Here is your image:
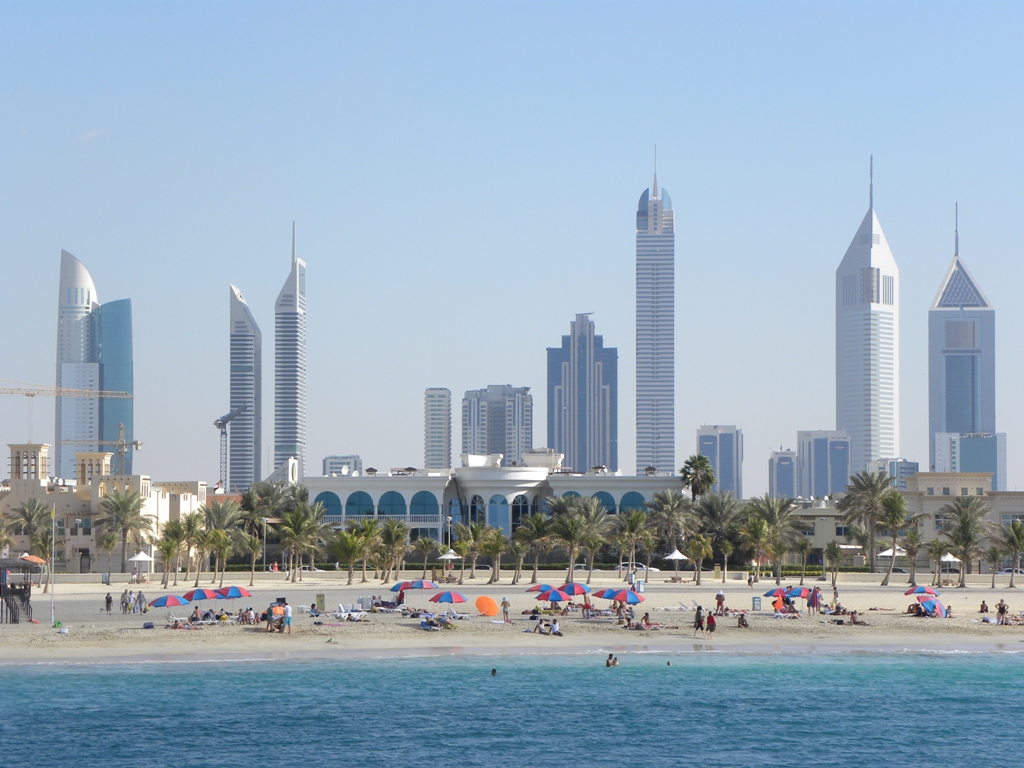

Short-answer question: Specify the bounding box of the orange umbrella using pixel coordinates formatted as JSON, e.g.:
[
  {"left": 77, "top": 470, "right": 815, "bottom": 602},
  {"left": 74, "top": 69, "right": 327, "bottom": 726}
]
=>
[
  {"left": 19, "top": 554, "right": 46, "bottom": 565},
  {"left": 475, "top": 596, "right": 499, "bottom": 616}
]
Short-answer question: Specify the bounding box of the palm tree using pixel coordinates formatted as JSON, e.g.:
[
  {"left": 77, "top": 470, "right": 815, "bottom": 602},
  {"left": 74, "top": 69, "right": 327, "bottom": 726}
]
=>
[
  {"left": 551, "top": 512, "right": 587, "bottom": 583},
  {"left": 453, "top": 521, "right": 488, "bottom": 579},
  {"left": 452, "top": 538, "right": 471, "bottom": 583},
  {"left": 876, "top": 491, "right": 913, "bottom": 587},
  {"left": 680, "top": 454, "right": 716, "bottom": 499},
  {"left": 242, "top": 534, "right": 262, "bottom": 587},
  {"left": 515, "top": 513, "right": 552, "bottom": 584},
  {"left": 96, "top": 491, "right": 152, "bottom": 573},
  {"left": 156, "top": 535, "right": 178, "bottom": 589},
  {"left": 161, "top": 520, "right": 185, "bottom": 587},
  {"left": 719, "top": 539, "right": 734, "bottom": 584},
  {"left": 767, "top": 536, "right": 790, "bottom": 586},
  {"left": 98, "top": 530, "right": 118, "bottom": 574},
  {"left": 411, "top": 535, "right": 437, "bottom": 579},
  {"left": 926, "top": 537, "right": 949, "bottom": 587},
  {"left": 193, "top": 529, "right": 215, "bottom": 588},
  {"left": 793, "top": 537, "right": 812, "bottom": 585},
  {"left": 204, "top": 497, "right": 242, "bottom": 533},
  {"left": 347, "top": 518, "right": 383, "bottom": 583},
  {"left": 327, "top": 530, "right": 360, "bottom": 585},
  {"left": 745, "top": 494, "right": 805, "bottom": 582},
  {"left": 1001, "top": 520, "right": 1024, "bottom": 588},
  {"left": 482, "top": 530, "right": 509, "bottom": 584},
  {"left": 180, "top": 511, "right": 204, "bottom": 581},
  {"left": 900, "top": 529, "right": 923, "bottom": 586},
  {"left": 33, "top": 528, "right": 60, "bottom": 593},
  {"left": 984, "top": 545, "right": 1004, "bottom": 589},
  {"left": 380, "top": 519, "right": 410, "bottom": 583},
  {"left": 0, "top": 515, "right": 12, "bottom": 555},
  {"left": 576, "top": 497, "right": 612, "bottom": 584},
  {"left": 940, "top": 496, "right": 991, "bottom": 588},
  {"left": 837, "top": 471, "right": 895, "bottom": 574},
  {"left": 739, "top": 516, "right": 771, "bottom": 582},
  {"left": 612, "top": 509, "right": 653, "bottom": 583},
  {"left": 686, "top": 534, "right": 713, "bottom": 585},
  {"left": 694, "top": 492, "right": 741, "bottom": 576},
  {"left": 14, "top": 499, "right": 51, "bottom": 555},
  {"left": 205, "top": 529, "right": 230, "bottom": 587},
  {"left": 507, "top": 538, "right": 529, "bottom": 585},
  {"left": 646, "top": 490, "right": 693, "bottom": 556},
  {"left": 824, "top": 540, "right": 843, "bottom": 587}
]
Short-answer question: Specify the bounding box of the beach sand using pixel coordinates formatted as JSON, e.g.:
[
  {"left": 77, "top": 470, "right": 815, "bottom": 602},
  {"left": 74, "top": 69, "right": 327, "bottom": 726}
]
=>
[{"left": 4, "top": 570, "right": 1023, "bottom": 664}]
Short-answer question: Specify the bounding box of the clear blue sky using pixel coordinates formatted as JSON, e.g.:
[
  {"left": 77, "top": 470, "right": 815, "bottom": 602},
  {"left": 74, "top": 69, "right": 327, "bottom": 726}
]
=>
[{"left": 2, "top": 2, "right": 1023, "bottom": 494}]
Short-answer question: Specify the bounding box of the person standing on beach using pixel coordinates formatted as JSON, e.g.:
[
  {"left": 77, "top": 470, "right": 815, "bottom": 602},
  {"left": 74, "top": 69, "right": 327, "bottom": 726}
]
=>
[
  {"left": 706, "top": 613, "right": 717, "bottom": 636},
  {"left": 283, "top": 601, "right": 292, "bottom": 634},
  {"left": 501, "top": 597, "right": 511, "bottom": 623},
  {"left": 715, "top": 591, "right": 725, "bottom": 616},
  {"left": 105, "top": 593, "right": 113, "bottom": 614},
  {"left": 694, "top": 605, "right": 707, "bottom": 637},
  {"left": 120, "top": 590, "right": 129, "bottom": 614}
]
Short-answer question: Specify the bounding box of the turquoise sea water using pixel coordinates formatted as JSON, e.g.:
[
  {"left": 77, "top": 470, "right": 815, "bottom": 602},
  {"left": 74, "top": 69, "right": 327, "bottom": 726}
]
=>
[{"left": 2, "top": 652, "right": 1022, "bottom": 766}]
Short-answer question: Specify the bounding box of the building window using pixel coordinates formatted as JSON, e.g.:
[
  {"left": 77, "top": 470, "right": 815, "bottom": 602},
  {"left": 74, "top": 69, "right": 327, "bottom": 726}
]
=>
[
  {"left": 835, "top": 526, "right": 848, "bottom": 537},
  {"left": 927, "top": 487, "right": 934, "bottom": 496},
  {"left": 977, "top": 488, "right": 984, "bottom": 496},
  {"left": 942, "top": 488, "right": 951, "bottom": 496},
  {"left": 960, "top": 488, "right": 968, "bottom": 496}
]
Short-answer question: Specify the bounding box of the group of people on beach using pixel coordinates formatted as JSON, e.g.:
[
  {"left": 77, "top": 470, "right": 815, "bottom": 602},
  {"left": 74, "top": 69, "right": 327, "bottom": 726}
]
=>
[{"left": 117, "top": 589, "right": 147, "bottom": 614}]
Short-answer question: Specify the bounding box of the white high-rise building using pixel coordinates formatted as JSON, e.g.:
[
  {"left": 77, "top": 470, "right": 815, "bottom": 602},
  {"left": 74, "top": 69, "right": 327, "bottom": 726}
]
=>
[
  {"left": 836, "top": 160, "right": 900, "bottom": 474},
  {"left": 55, "top": 250, "right": 100, "bottom": 479},
  {"left": 461, "top": 385, "right": 533, "bottom": 467},
  {"left": 424, "top": 388, "right": 452, "bottom": 469},
  {"left": 274, "top": 225, "right": 307, "bottom": 478},
  {"left": 635, "top": 167, "right": 675, "bottom": 475},
  {"left": 229, "top": 285, "right": 262, "bottom": 491}
]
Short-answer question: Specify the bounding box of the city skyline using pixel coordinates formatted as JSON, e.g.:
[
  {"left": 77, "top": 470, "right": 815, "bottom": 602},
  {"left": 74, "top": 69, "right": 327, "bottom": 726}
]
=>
[{"left": 4, "top": 5, "right": 1024, "bottom": 493}]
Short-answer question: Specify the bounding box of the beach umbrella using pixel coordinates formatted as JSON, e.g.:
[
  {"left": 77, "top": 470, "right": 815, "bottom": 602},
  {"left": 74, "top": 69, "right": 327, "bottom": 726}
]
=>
[
  {"left": 905, "top": 586, "right": 940, "bottom": 596},
  {"left": 476, "top": 596, "right": 499, "bottom": 616},
  {"left": 429, "top": 591, "right": 466, "bottom": 604},
  {"left": 19, "top": 553, "right": 46, "bottom": 565},
  {"left": 663, "top": 548, "right": 688, "bottom": 578},
  {"left": 877, "top": 546, "right": 907, "bottom": 558},
  {"left": 940, "top": 553, "right": 962, "bottom": 562},
  {"left": 217, "top": 586, "right": 252, "bottom": 599},
  {"left": 917, "top": 596, "right": 947, "bottom": 617},
  {"left": 786, "top": 587, "right": 811, "bottom": 599},
  {"left": 558, "top": 583, "right": 591, "bottom": 596},
  {"left": 763, "top": 588, "right": 788, "bottom": 598},
  {"left": 390, "top": 581, "right": 412, "bottom": 593},
  {"left": 149, "top": 594, "right": 189, "bottom": 608},
  {"left": 183, "top": 588, "right": 220, "bottom": 601},
  {"left": 590, "top": 588, "right": 618, "bottom": 599},
  {"left": 526, "top": 584, "right": 556, "bottom": 593},
  {"left": 404, "top": 579, "right": 438, "bottom": 590},
  {"left": 597, "top": 589, "right": 644, "bottom": 604},
  {"left": 536, "top": 588, "right": 573, "bottom": 603}
]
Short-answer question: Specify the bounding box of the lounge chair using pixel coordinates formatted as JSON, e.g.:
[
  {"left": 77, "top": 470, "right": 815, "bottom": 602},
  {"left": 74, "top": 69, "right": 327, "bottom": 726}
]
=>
[{"left": 420, "top": 618, "right": 441, "bottom": 631}]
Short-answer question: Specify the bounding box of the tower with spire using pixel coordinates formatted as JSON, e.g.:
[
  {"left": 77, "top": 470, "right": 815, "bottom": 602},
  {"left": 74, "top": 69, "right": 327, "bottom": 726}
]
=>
[
  {"left": 635, "top": 148, "right": 675, "bottom": 475},
  {"left": 835, "top": 158, "right": 900, "bottom": 477},
  {"left": 274, "top": 222, "right": 307, "bottom": 478},
  {"left": 928, "top": 209, "right": 1001, "bottom": 484}
]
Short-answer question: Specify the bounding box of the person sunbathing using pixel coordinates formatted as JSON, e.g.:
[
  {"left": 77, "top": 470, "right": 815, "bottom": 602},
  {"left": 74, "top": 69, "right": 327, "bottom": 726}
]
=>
[
  {"left": 849, "top": 611, "right": 868, "bottom": 626},
  {"left": 640, "top": 613, "right": 664, "bottom": 630},
  {"left": 309, "top": 606, "right": 323, "bottom": 617},
  {"left": 532, "top": 620, "right": 551, "bottom": 635}
]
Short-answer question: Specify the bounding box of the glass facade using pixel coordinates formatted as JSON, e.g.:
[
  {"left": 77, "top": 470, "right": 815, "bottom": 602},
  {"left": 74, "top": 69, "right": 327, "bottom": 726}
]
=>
[
  {"left": 314, "top": 491, "right": 342, "bottom": 517},
  {"left": 511, "top": 495, "right": 530, "bottom": 530},
  {"left": 94, "top": 299, "right": 134, "bottom": 474},
  {"left": 944, "top": 354, "right": 978, "bottom": 433},
  {"left": 592, "top": 492, "right": 616, "bottom": 514},
  {"left": 346, "top": 491, "right": 374, "bottom": 516},
  {"left": 410, "top": 491, "right": 439, "bottom": 518},
  {"left": 813, "top": 438, "right": 830, "bottom": 498},
  {"left": 489, "top": 495, "right": 510, "bottom": 534},
  {"left": 828, "top": 441, "right": 850, "bottom": 497},
  {"left": 378, "top": 491, "right": 406, "bottom": 517},
  {"left": 619, "top": 492, "right": 646, "bottom": 512}
]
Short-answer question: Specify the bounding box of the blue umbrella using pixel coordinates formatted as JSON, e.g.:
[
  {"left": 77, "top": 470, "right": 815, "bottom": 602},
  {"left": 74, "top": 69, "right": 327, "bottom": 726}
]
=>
[
  {"left": 918, "top": 597, "right": 947, "bottom": 617},
  {"left": 597, "top": 589, "right": 645, "bottom": 605},
  {"left": 390, "top": 581, "right": 412, "bottom": 593},
  {"left": 149, "top": 594, "right": 189, "bottom": 608},
  {"left": 217, "top": 586, "right": 252, "bottom": 599}
]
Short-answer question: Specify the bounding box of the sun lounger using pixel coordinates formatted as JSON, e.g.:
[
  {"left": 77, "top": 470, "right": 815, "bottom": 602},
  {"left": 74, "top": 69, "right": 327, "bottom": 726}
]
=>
[
  {"left": 420, "top": 619, "right": 441, "bottom": 631},
  {"left": 442, "top": 609, "right": 471, "bottom": 620}
]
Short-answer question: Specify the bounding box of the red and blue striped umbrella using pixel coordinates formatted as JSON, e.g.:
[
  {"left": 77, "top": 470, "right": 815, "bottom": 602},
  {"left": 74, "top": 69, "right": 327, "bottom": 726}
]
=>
[
  {"left": 536, "top": 588, "right": 573, "bottom": 603},
  {"left": 559, "top": 583, "right": 591, "bottom": 596},
  {"left": 591, "top": 588, "right": 617, "bottom": 599},
  {"left": 526, "top": 584, "right": 557, "bottom": 593},
  {"left": 217, "top": 586, "right": 252, "bottom": 599},
  {"left": 404, "top": 580, "right": 438, "bottom": 590},
  {"left": 786, "top": 587, "right": 811, "bottom": 599},
  {"left": 905, "top": 586, "right": 940, "bottom": 596},
  {"left": 917, "top": 596, "right": 947, "bottom": 616},
  {"left": 390, "top": 581, "right": 412, "bottom": 592},
  {"left": 763, "top": 588, "right": 788, "bottom": 598},
  {"left": 183, "top": 588, "right": 219, "bottom": 601},
  {"left": 428, "top": 591, "right": 466, "bottom": 604},
  {"left": 596, "top": 589, "right": 645, "bottom": 604},
  {"left": 149, "top": 594, "right": 189, "bottom": 608}
]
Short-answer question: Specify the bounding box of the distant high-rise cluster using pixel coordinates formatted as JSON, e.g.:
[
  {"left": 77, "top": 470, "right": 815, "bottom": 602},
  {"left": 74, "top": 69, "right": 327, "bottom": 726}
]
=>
[
  {"left": 424, "top": 388, "right": 452, "bottom": 469},
  {"left": 635, "top": 171, "right": 675, "bottom": 475},
  {"left": 55, "top": 250, "right": 134, "bottom": 478},
  {"left": 547, "top": 313, "right": 618, "bottom": 472},
  {"left": 461, "top": 385, "right": 533, "bottom": 467},
  {"left": 228, "top": 285, "right": 262, "bottom": 491}
]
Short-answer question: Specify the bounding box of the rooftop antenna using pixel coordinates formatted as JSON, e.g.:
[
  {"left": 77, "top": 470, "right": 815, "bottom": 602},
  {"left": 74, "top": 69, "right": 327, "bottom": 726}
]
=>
[
  {"left": 955, "top": 202, "right": 959, "bottom": 258},
  {"left": 291, "top": 221, "right": 296, "bottom": 264},
  {"left": 653, "top": 144, "right": 658, "bottom": 198},
  {"left": 869, "top": 155, "right": 873, "bottom": 211}
]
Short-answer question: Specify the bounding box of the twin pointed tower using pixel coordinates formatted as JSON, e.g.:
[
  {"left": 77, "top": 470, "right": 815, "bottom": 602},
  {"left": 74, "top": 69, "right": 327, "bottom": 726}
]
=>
[{"left": 835, "top": 159, "right": 900, "bottom": 475}]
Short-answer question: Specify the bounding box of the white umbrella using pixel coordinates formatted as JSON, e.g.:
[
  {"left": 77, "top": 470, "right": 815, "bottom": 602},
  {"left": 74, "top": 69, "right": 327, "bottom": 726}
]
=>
[
  {"left": 128, "top": 552, "right": 154, "bottom": 562},
  {"left": 438, "top": 549, "right": 462, "bottom": 560},
  {"left": 663, "top": 548, "right": 688, "bottom": 578},
  {"left": 941, "top": 553, "right": 962, "bottom": 562},
  {"left": 878, "top": 546, "right": 907, "bottom": 558}
]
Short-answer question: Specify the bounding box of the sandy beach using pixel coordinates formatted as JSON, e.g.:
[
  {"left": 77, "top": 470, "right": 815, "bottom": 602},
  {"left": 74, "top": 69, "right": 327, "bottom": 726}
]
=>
[{"left": 4, "top": 570, "right": 1024, "bottom": 665}]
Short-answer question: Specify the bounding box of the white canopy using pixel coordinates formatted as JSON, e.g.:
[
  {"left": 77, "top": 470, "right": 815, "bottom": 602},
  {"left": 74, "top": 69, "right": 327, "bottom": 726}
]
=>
[
  {"left": 941, "top": 552, "right": 962, "bottom": 562},
  {"left": 438, "top": 549, "right": 462, "bottom": 561},
  {"left": 127, "top": 552, "right": 154, "bottom": 562},
  {"left": 878, "top": 546, "right": 907, "bottom": 557},
  {"left": 663, "top": 549, "right": 689, "bottom": 561}
]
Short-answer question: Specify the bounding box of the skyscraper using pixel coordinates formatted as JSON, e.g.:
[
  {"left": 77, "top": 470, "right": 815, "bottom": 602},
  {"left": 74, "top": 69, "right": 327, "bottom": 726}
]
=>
[
  {"left": 696, "top": 425, "right": 743, "bottom": 497},
  {"left": 55, "top": 250, "right": 134, "bottom": 479},
  {"left": 797, "top": 430, "right": 851, "bottom": 499},
  {"left": 547, "top": 313, "right": 618, "bottom": 472},
  {"left": 424, "top": 388, "right": 452, "bottom": 469},
  {"left": 836, "top": 160, "right": 900, "bottom": 474},
  {"left": 461, "top": 385, "right": 533, "bottom": 466},
  {"left": 635, "top": 167, "right": 675, "bottom": 474},
  {"left": 274, "top": 225, "right": 307, "bottom": 478},
  {"left": 934, "top": 432, "right": 1006, "bottom": 490},
  {"left": 928, "top": 220, "right": 996, "bottom": 471},
  {"left": 768, "top": 449, "right": 798, "bottom": 498},
  {"left": 229, "top": 285, "right": 261, "bottom": 491}
]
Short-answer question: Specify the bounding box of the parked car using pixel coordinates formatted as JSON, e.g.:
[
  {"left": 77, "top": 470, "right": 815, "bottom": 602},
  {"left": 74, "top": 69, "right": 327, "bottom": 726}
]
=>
[
  {"left": 890, "top": 567, "right": 907, "bottom": 573},
  {"left": 940, "top": 566, "right": 961, "bottom": 575},
  {"left": 999, "top": 568, "right": 1024, "bottom": 575},
  {"left": 474, "top": 564, "right": 492, "bottom": 572},
  {"left": 615, "top": 563, "right": 660, "bottom": 573}
]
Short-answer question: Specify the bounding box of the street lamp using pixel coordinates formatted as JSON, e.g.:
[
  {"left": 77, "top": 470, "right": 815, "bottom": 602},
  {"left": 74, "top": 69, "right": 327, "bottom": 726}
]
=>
[
  {"left": 446, "top": 515, "right": 453, "bottom": 550},
  {"left": 261, "top": 518, "right": 269, "bottom": 574}
]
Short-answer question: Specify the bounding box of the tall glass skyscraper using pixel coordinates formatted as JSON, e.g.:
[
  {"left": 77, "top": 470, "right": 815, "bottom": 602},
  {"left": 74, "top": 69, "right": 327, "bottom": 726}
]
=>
[
  {"left": 54, "top": 250, "right": 134, "bottom": 478},
  {"left": 635, "top": 172, "right": 675, "bottom": 474},
  {"left": 461, "top": 385, "right": 533, "bottom": 466},
  {"left": 274, "top": 227, "right": 307, "bottom": 478},
  {"left": 928, "top": 227, "right": 995, "bottom": 471},
  {"left": 229, "top": 285, "right": 262, "bottom": 491},
  {"left": 547, "top": 313, "right": 618, "bottom": 472},
  {"left": 424, "top": 388, "right": 452, "bottom": 469},
  {"left": 835, "top": 162, "right": 900, "bottom": 475},
  {"left": 696, "top": 425, "right": 743, "bottom": 497}
]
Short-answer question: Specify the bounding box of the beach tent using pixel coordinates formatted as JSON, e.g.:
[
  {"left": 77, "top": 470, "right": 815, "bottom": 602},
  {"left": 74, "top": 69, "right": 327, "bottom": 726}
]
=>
[{"left": 128, "top": 551, "right": 154, "bottom": 575}]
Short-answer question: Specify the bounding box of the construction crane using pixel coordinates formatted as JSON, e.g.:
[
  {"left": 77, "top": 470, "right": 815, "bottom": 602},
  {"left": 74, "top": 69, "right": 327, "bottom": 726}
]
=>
[
  {"left": 59, "top": 422, "right": 141, "bottom": 475},
  {"left": 214, "top": 405, "right": 248, "bottom": 491},
  {"left": 0, "top": 380, "right": 132, "bottom": 399}
]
